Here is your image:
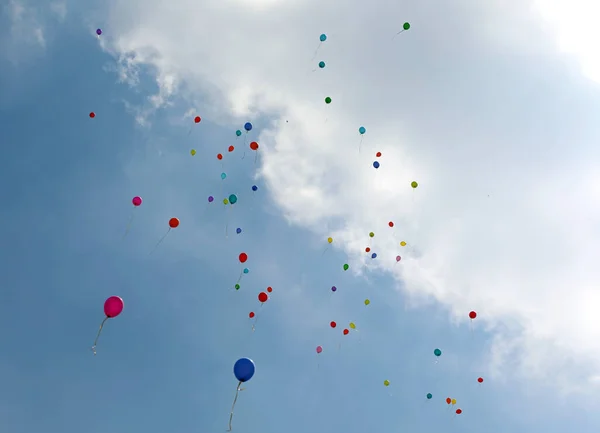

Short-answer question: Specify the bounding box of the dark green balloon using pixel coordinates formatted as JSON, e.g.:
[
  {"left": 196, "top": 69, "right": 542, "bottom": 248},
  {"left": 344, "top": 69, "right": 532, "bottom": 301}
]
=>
[
  {"left": 403, "top": 22, "right": 410, "bottom": 30},
  {"left": 235, "top": 284, "right": 240, "bottom": 290},
  {"left": 325, "top": 97, "right": 332, "bottom": 104}
]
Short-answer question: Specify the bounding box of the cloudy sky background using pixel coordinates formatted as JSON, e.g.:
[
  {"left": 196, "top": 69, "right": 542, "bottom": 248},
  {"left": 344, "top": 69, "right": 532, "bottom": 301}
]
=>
[{"left": 1, "top": 0, "right": 600, "bottom": 432}]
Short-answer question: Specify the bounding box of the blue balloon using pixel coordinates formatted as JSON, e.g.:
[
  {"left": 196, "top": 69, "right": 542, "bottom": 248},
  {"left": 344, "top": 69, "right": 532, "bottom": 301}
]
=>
[
  {"left": 359, "top": 126, "right": 366, "bottom": 134},
  {"left": 244, "top": 122, "right": 253, "bottom": 132},
  {"left": 221, "top": 172, "right": 227, "bottom": 180},
  {"left": 371, "top": 253, "right": 377, "bottom": 259},
  {"left": 236, "top": 228, "right": 242, "bottom": 234},
  {"left": 234, "top": 357, "right": 255, "bottom": 382},
  {"left": 320, "top": 33, "right": 327, "bottom": 42},
  {"left": 373, "top": 161, "right": 380, "bottom": 169},
  {"left": 252, "top": 185, "right": 258, "bottom": 191},
  {"left": 229, "top": 194, "right": 238, "bottom": 204},
  {"left": 243, "top": 268, "right": 249, "bottom": 274},
  {"left": 318, "top": 61, "right": 326, "bottom": 68}
]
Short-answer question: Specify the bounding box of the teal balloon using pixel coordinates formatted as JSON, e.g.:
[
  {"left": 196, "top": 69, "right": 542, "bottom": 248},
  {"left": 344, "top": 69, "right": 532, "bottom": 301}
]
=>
[
  {"left": 318, "top": 61, "right": 325, "bottom": 68},
  {"left": 426, "top": 393, "right": 432, "bottom": 399},
  {"left": 434, "top": 348, "right": 442, "bottom": 357},
  {"left": 229, "top": 194, "right": 238, "bottom": 204},
  {"left": 359, "top": 126, "right": 366, "bottom": 134},
  {"left": 236, "top": 130, "right": 242, "bottom": 137},
  {"left": 221, "top": 172, "right": 227, "bottom": 180},
  {"left": 243, "top": 268, "right": 249, "bottom": 274},
  {"left": 320, "top": 34, "right": 327, "bottom": 42}
]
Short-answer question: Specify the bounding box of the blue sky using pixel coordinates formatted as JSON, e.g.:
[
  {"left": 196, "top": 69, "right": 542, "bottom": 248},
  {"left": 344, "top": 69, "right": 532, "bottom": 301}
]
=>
[{"left": 2, "top": 0, "right": 600, "bottom": 432}]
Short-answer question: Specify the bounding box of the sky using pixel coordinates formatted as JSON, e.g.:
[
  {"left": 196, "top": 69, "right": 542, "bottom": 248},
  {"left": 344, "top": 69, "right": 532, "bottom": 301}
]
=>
[{"left": 1, "top": 0, "right": 600, "bottom": 432}]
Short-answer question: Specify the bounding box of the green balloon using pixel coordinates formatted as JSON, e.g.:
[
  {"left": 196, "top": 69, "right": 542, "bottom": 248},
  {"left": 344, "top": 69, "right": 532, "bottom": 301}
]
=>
[
  {"left": 325, "top": 97, "right": 332, "bottom": 104},
  {"left": 235, "top": 284, "right": 240, "bottom": 290},
  {"left": 343, "top": 264, "right": 349, "bottom": 271},
  {"left": 403, "top": 22, "right": 410, "bottom": 30},
  {"left": 434, "top": 348, "right": 442, "bottom": 357}
]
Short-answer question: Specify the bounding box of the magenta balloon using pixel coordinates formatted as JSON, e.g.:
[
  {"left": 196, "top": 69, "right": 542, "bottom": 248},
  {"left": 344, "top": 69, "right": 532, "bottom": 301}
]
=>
[
  {"left": 316, "top": 345, "right": 323, "bottom": 354},
  {"left": 396, "top": 255, "right": 401, "bottom": 262},
  {"left": 104, "top": 296, "right": 124, "bottom": 318},
  {"left": 132, "top": 196, "right": 142, "bottom": 206}
]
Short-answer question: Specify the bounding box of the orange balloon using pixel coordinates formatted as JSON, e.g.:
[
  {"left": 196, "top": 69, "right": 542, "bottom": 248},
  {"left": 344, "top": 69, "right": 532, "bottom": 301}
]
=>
[
  {"left": 250, "top": 141, "right": 259, "bottom": 151},
  {"left": 169, "top": 218, "right": 180, "bottom": 228},
  {"left": 365, "top": 247, "right": 371, "bottom": 252}
]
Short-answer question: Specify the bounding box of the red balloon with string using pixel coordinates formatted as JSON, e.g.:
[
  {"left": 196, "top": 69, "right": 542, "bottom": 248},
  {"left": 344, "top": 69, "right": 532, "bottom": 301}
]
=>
[
  {"left": 477, "top": 377, "right": 483, "bottom": 383},
  {"left": 249, "top": 312, "right": 255, "bottom": 318},
  {"left": 228, "top": 145, "right": 235, "bottom": 152},
  {"left": 258, "top": 292, "right": 268, "bottom": 303},
  {"left": 456, "top": 409, "right": 462, "bottom": 415},
  {"left": 150, "top": 218, "right": 179, "bottom": 254},
  {"left": 239, "top": 252, "right": 248, "bottom": 263},
  {"left": 266, "top": 286, "right": 273, "bottom": 293},
  {"left": 343, "top": 329, "right": 349, "bottom": 335},
  {"left": 330, "top": 321, "right": 337, "bottom": 328},
  {"left": 217, "top": 153, "right": 223, "bottom": 160},
  {"left": 469, "top": 311, "right": 477, "bottom": 319},
  {"left": 388, "top": 221, "right": 394, "bottom": 227},
  {"left": 194, "top": 116, "right": 201, "bottom": 123}
]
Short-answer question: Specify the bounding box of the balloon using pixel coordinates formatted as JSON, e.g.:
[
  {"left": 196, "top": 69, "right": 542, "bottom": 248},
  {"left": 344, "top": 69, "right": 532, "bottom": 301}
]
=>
[
  {"left": 169, "top": 218, "right": 180, "bottom": 228},
  {"left": 327, "top": 237, "right": 333, "bottom": 243},
  {"left": 376, "top": 151, "right": 381, "bottom": 157},
  {"left": 396, "top": 255, "right": 401, "bottom": 262},
  {"left": 388, "top": 221, "right": 394, "bottom": 227},
  {"left": 250, "top": 141, "right": 259, "bottom": 151},
  {"left": 243, "top": 268, "right": 249, "bottom": 274},
  {"left": 469, "top": 311, "right": 477, "bottom": 319},
  {"left": 223, "top": 198, "right": 229, "bottom": 205},
  {"left": 364, "top": 299, "right": 370, "bottom": 305},
  {"left": 252, "top": 185, "right": 258, "bottom": 191},
  {"left": 384, "top": 380, "right": 390, "bottom": 386},
  {"left": 217, "top": 153, "right": 223, "bottom": 160},
  {"left": 411, "top": 181, "right": 418, "bottom": 188},
  {"left": 244, "top": 122, "right": 253, "bottom": 132},
  {"left": 194, "top": 116, "right": 201, "bottom": 123},
  {"left": 104, "top": 296, "right": 124, "bottom": 317},
  {"left": 325, "top": 97, "right": 332, "bottom": 104},
  {"left": 236, "top": 228, "right": 242, "bottom": 234},
  {"left": 434, "top": 348, "right": 442, "bottom": 357},
  {"left": 96, "top": 28, "right": 102, "bottom": 35},
  {"left": 235, "top": 284, "right": 240, "bottom": 290},
  {"left": 349, "top": 322, "right": 356, "bottom": 329},
  {"left": 400, "top": 241, "right": 407, "bottom": 246},
  {"left": 365, "top": 247, "right": 371, "bottom": 252},
  {"left": 477, "top": 377, "right": 484, "bottom": 383},
  {"left": 229, "top": 194, "right": 238, "bottom": 204},
  {"left": 239, "top": 252, "right": 248, "bottom": 263},
  {"left": 89, "top": 112, "right": 95, "bottom": 118},
  {"left": 371, "top": 253, "right": 377, "bottom": 259},
  {"left": 343, "top": 328, "right": 349, "bottom": 335},
  {"left": 249, "top": 312, "right": 255, "bottom": 318},
  {"left": 316, "top": 345, "right": 323, "bottom": 354},
  {"left": 228, "top": 145, "right": 235, "bottom": 152},
  {"left": 331, "top": 286, "right": 337, "bottom": 292},
  {"left": 373, "top": 161, "right": 380, "bottom": 169},
  {"left": 258, "top": 292, "right": 268, "bottom": 303},
  {"left": 456, "top": 409, "right": 462, "bottom": 415},
  {"left": 330, "top": 321, "right": 336, "bottom": 328},
  {"left": 446, "top": 397, "right": 451, "bottom": 404},
  {"left": 426, "top": 393, "right": 432, "bottom": 399},
  {"left": 369, "top": 232, "right": 375, "bottom": 238},
  {"left": 403, "top": 22, "right": 410, "bottom": 30},
  {"left": 319, "top": 33, "right": 327, "bottom": 42},
  {"left": 132, "top": 196, "right": 142, "bottom": 206},
  {"left": 343, "top": 264, "right": 349, "bottom": 270},
  {"left": 451, "top": 398, "right": 457, "bottom": 405},
  {"left": 236, "top": 130, "right": 242, "bottom": 137},
  {"left": 221, "top": 172, "right": 227, "bottom": 180},
  {"left": 233, "top": 357, "right": 255, "bottom": 382},
  {"left": 266, "top": 286, "right": 273, "bottom": 293},
  {"left": 190, "top": 149, "right": 196, "bottom": 156},
  {"left": 318, "top": 61, "right": 326, "bottom": 68},
  {"left": 359, "top": 126, "right": 366, "bottom": 134},
  {"left": 208, "top": 195, "right": 214, "bottom": 202}
]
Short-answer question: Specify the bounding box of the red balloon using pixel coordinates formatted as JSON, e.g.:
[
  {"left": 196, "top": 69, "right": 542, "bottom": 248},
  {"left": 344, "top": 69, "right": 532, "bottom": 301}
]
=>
[
  {"left": 477, "top": 377, "right": 483, "bottom": 383},
  {"left": 249, "top": 312, "right": 255, "bottom": 318},
  {"left": 469, "top": 311, "right": 477, "bottom": 319},
  {"left": 169, "top": 218, "right": 180, "bottom": 228},
  {"left": 89, "top": 112, "right": 95, "bottom": 118},
  {"left": 249, "top": 141, "right": 259, "bottom": 151},
  {"left": 239, "top": 252, "right": 248, "bottom": 263},
  {"left": 217, "top": 153, "right": 223, "bottom": 160},
  {"left": 365, "top": 247, "right": 371, "bottom": 253},
  {"left": 388, "top": 221, "right": 394, "bottom": 227},
  {"left": 258, "top": 292, "right": 268, "bottom": 303},
  {"left": 455, "top": 409, "right": 462, "bottom": 415},
  {"left": 194, "top": 116, "right": 201, "bottom": 123},
  {"left": 228, "top": 145, "right": 234, "bottom": 152},
  {"left": 376, "top": 151, "right": 381, "bottom": 157},
  {"left": 330, "top": 321, "right": 336, "bottom": 328},
  {"left": 343, "top": 329, "right": 349, "bottom": 335},
  {"left": 446, "top": 398, "right": 451, "bottom": 404},
  {"left": 266, "top": 286, "right": 273, "bottom": 293}
]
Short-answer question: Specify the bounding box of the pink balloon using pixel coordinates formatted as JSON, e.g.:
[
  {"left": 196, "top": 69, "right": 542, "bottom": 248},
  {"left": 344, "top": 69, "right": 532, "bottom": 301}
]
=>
[
  {"left": 132, "top": 196, "right": 142, "bottom": 206},
  {"left": 316, "top": 345, "right": 323, "bottom": 354},
  {"left": 104, "top": 296, "right": 124, "bottom": 318},
  {"left": 395, "top": 255, "right": 401, "bottom": 262}
]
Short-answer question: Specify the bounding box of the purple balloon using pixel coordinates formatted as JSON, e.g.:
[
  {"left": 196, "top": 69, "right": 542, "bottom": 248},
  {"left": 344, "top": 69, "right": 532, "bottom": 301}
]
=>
[
  {"left": 208, "top": 196, "right": 214, "bottom": 202},
  {"left": 331, "top": 286, "right": 337, "bottom": 292},
  {"left": 96, "top": 28, "right": 102, "bottom": 35}
]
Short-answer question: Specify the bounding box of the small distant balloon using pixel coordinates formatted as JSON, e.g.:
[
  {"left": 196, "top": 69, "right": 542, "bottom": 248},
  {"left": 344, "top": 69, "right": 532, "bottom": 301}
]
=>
[
  {"left": 244, "top": 122, "right": 253, "bottom": 132},
  {"left": 365, "top": 247, "right": 371, "bottom": 252},
  {"left": 373, "top": 161, "right": 380, "bottom": 169},
  {"left": 250, "top": 142, "right": 259, "bottom": 151},
  {"left": 446, "top": 398, "right": 451, "bottom": 404},
  {"left": 395, "top": 255, "right": 401, "bottom": 262},
  {"left": 456, "top": 409, "right": 462, "bottom": 415},
  {"left": 403, "top": 22, "right": 411, "bottom": 30},
  {"left": 478, "top": 377, "right": 484, "bottom": 383},
  {"left": 327, "top": 237, "right": 333, "bottom": 244},
  {"left": 369, "top": 232, "right": 375, "bottom": 238},
  {"left": 331, "top": 286, "right": 337, "bottom": 292},
  {"left": 320, "top": 34, "right": 327, "bottom": 42},
  {"left": 90, "top": 295, "right": 123, "bottom": 355},
  {"left": 252, "top": 185, "right": 258, "bottom": 191},
  {"left": 236, "top": 130, "right": 242, "bottom": 137},
  {"left": 359, "top": 126, "right": 366, "bottom": 134},
  {"left": 343, "top": 328, "right": 349, "bottom": 335},
  {"left": 371, "top": 253, "right": 377, "bottom": 259},
  {"left": 228, "top": 194, "right": 238, "bottom": 204},
  {"left": 194, "top": 116, "right": 201, "bottom": 123},
  {"left": 388, "top": 221, "right": 394, "bottom": 227},
  {"left": 266, "top": 286, "right": 273, "bottom": 293},
  {"left": 364, "top": 299, "right": 370, "bottom": 305},
  {"left": 228, "top": 145, "right": 235, "bottom": 152},
  {"left": 343, "top": 264, "right": 349, "bottom": 271},
  {"left": 330, "top": 321, "right": 336, "bottom": 328},
  {"left": 376, "top": 151, "right": 381, "bottom": 157},
  {"left": 384, "top": 380, "right": 390, "bottom": 386},
  {"left": 208, "top": 195, "right": 214, "bottom": 202},
  {"left": 96, "top": 28, "right": 102, "bottom": 36},
  {"left": 400, "top": 241, "right": 407, "bottom": 246},
  {"left": 217, "top": 153, "right": 223, "bottom": 160},
  {"left": 434, "top": 348, "right": 442, "bottom": 357},
  {"left": 318, "top": 61, "right": 326, "bottom": 68},
  {"left": 236, "top": 228, "right": 242, "bottom": 234},
  {"left": 190, "top": 149, "right": 196, "bottom": 156},
  {"left": 349, "top": 322, "right": 356, "bottom": 329},
  {"left": 235, "top": 284, "right": 240, "bottom": 290},
  {"left": 233, "top": 358, "right": 255, "bottom": 382},
  {"left": 469, "top": 311, "right": 477, "bottom": 319},
  {"left": 451, "top": 398, "right": 457, "bottom": 405},
  {"left": 411, "top": 181, "right": 418, "bottom": 188},
  {"left": 426, "top": 393, "right": 432, "bottom": 399},
  {"left": 258, "top": 292, "right": 268, "bottom": 303},
  {"left": 239, "top": 252, "right": 248, "bottom": 263},
  {"left": 223, "top": 198, "right": 229, "bottom": 205},
  {"left": 243, "top": 268, "right": 249, "bottom": 274},
  {"left": 132, "top": 196, "right": 142, "bottom": 206},
  {"left": 89, "top": 112, "right": 95, "bottom": 118},
  {"left": 249, "top": 312, "right": 255, "bottom": 318},
  {"left": 221, "top": 172, "right": 227, "bottom": 180},
  {"left": 316, "top": 345, "right": 323, "bottom": 354},
  {"left": 169, "top": 218, "right": 180, "bottom": 228},
  {"left": 325, "top": 97, "right": 332, "bottom": 104}
]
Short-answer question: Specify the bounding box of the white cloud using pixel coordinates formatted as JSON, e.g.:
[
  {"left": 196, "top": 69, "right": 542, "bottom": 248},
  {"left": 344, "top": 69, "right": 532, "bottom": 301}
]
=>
[
  {"left": 4, "top": 0, "right": 46, "bottom": 49},
  {"left": 98, "top": 0, "right": 600, "bottom": 392}
]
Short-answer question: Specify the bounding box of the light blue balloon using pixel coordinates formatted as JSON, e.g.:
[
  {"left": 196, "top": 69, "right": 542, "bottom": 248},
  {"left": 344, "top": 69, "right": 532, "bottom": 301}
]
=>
[
  {"left": 243, "top": 268, "right": 249, "bottom": 274},
  {"left": 221, "top": 172, "right": 227, "bottom": 180},
  {"left": 318, "top": 61, "right": 326, "bottom": 68},
  {"left": 359, "top": 126, "right": 366, "bottom": 134},
  {"left": 320, "top": 33, "right": 327, "bottom": 42}
]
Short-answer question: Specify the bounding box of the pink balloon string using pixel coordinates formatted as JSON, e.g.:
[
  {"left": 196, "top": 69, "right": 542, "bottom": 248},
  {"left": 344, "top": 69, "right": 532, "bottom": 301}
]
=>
[
  {"left": 91, "top": 316, "right": 109, "bottom": 355},
  {"left": 227, "top": 381, "right": 244, "bottom": 431}
]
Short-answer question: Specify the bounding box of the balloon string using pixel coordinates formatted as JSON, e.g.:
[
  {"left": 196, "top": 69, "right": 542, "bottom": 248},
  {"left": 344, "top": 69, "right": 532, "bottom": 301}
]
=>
[
  {"left": 253, "top": 151, "right": 258, "bottom": 165},
  {"left": 392, "top": 30, "right": 404, "bottom": 40},
  {"left": 227, "top": 381, "right": 244, "bottom": 431},
  {"left": 358, "top": 136, "right": 363, "bottom": 153},
  {"left": 310, "top": 42, "right": 322, "bottom": 61},
  {"left": 321, "top": 246, "right": 329, "bottom": 256},
  {"left": 236, "top": 269, "right": 243, "bottom": 284},
  {"left": 91, "top": 316, "right": 108, "bottom": 355},
  {"left": 149, "top": 229, "right": 170, "bottom": 255},
  {"left": 122, "top": 210, "right": 135, "bottom": 240},
  {"left": 251, "top": 304, "right": 264, "bottom": 332}
]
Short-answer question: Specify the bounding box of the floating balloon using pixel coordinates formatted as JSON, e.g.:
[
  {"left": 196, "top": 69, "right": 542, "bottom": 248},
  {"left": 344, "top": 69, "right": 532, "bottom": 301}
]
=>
[
  {"left": 456, "top": 409, "right": 462, "bottom": 415},
  {"left": 343, "top": 264, "right": 349, "bottom": 271},
  {"left": 229, "top": 194, "right": 238, "bottom": 204},
  {"left": 365, "top": 247, "right": 371, "bottom": 252},
  {"left": 330, "top": 321, "right": 337, "bottom": 328},
  {"left": 446, "top": 397, "right": 451, "bottom": 404},
  {"left": 395, "top": 255, "right": 401, "bottom": 262},
  {"left": 236, "top": 228, "right": 242, "bottom": 234},
  {"left": 316, "top": 345, "right": 323, "bottom": 354},
  {"left": 218, "top": 153, "right": 223, "bottom": 160},
  {"left": 190, "top": 149, "right": 196, "bottom": 156},
  {"left": 331, "top": 286, "right": 337, "bottom": 292},
  {"left": 451, "top": 398, "right": 457, "bottom": 405},
  {"left": 434, "top": 348, "right": 442, "bottom": 357},
  {"left": 349, "top": 322, "right": 356, "bottom": 329},
  {"left": 325, "top": 97, "right": 332, "bottom": 104},
  {"left": 244, "top": 122, "right": 253, "bottom": 132},
  {"left": 96, "top": 28, "right": 102, "bottom": 36},
  {"left": 267, "top": 286, "right": 273, "bottom": 293},
  {"left": 208, "top": 196, "right": 214, "bottom": 203},
  {"left": 89, "top": 112, "right": 95, "bottom": 118},
  {"left": 393, "top": 22, "right": 411, "bottom": 39},
  {"left": 236, "top": 130, "right": 242, "bottom": 137},
  {"left": 478, "top": 377, "right": 484, "bottom": 383},
  {"left": 411, "top": 181, "right": 418, "bottom": 188},
  {"left": 228, "top": 358, "right": 256, "bottom": 430},
  {"left": 169, "top": 218, "right": 179, "bottom": 228},
  {"left": 371, "top": 253, "right": 377, "bottom": 259},
  {"left": 343, "top": 328, "right": 349, "bottom": 335},
  {"left": 376, "top": 151, "right": 381, "bottom": 157},
  {"left": 327, "top": 237, "right": 333, "bottom": 244},
  {"left": 426, "top": 393, "right": 432, "bottom": 399},
  {"left": 249, "top": 142, "right": 259, "bottom": 151},
  {"left": 252, "top": 185, "right": 258, "bottom": 191},
  {"left": 221, "top": 172, "right": 227, "bottom": 180},
  {"left": 258, "top": 292, "right": 268, "bottom": 303},
  {"left": 469, "top": 311, "right": 477, "bottom": 319},
  {"left": 359, "top": 126, "right": 366, "bottom": 134},
  {"left": 249, "top": 312, "right": 255, "bottom": 318},
  {"left": 91, "top": 296, "right": 124, "bottom": 355},
  {"left": 373, "top": 161, "right": 380, "bottom": 169},
  {"left": 384, "top": 380, "right": 390, "bottom": 386},
  {"left": 364, "top": 299, "right": 370, "bottom": 305},
  {"left": 243, "top": 268, "right": 249, "bottom": 274},
  {"left": 194, "top": 116, "right": 201, "bottom": 123},
  {"left": 235, "top": 284, "right": 240, "bottom": 290},
  {"left": 388, "top": 221, "right": 394, "bottom": 227},
  {"left": 228, "top": 145, "right": 235, "bottom": 152},
  {"left": 320, "top": 33, "right": 327, "bottom": 42},
  {"left": 223, "top": 198, "right": 229, "bottom": 205},
  {"left": 132, "top": 196, "right": 142, "bottom": 206},
  {"left": 318, "top": 61, "right": 326, "bottom": 68},
  {"left": 239, "top": 253, "right": 248, "bottom": 263},
  {"left": 400, "top": 241, "right": 407, "bottom": 246},
  {"left": 369, "top": 232, "right": 375, "bottom": 238}
]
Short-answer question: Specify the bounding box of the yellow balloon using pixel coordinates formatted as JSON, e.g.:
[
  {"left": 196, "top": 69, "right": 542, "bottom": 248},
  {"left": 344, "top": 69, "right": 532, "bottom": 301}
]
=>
[
  {"left": 400, "top": 241, "right": 407, "bottom": 247},
  {"left": 223, "top": 198, "right": 229, "bottom": 205},
  {"left": 451, "top": 399, "right": 457, "bottom": 405},
  {"left": 190, "top": 149, "right": 196, "bottom": 156},
  {"left": 364, "top": 299, "right": 370, "bottom": 305},
  {"left": 349, "top": 322, "right": 356, "bottom": 329},
  {"left": 384, "top": 380, "right": 390, "bottom": 386},
  {"left": 411, "top": 181, "right": 418, "bottom": 188},
  {"left": 327, "top": 237, "right": 333, "bottom": 243}
]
